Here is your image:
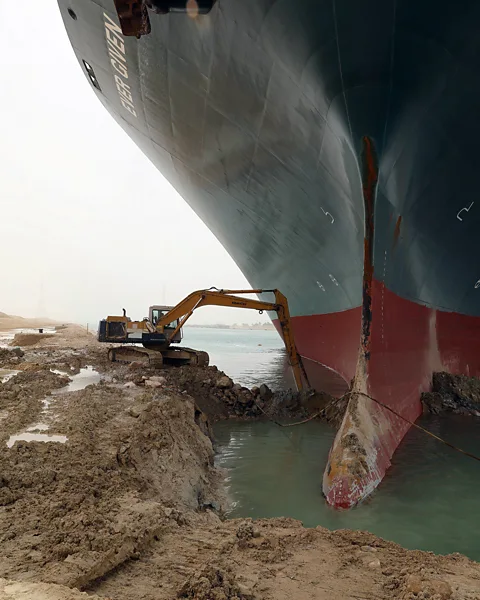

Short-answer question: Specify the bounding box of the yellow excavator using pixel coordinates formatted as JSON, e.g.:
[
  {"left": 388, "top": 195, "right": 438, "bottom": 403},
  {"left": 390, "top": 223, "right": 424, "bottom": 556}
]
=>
[{"left": 98, "top": 288, "right": 309, "bottom": 391}]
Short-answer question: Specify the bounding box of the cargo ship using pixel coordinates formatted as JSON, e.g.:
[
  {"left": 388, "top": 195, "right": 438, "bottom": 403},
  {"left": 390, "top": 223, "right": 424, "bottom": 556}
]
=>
[{"left": 57, "top": 0, "right": 480, "bottom": 508}]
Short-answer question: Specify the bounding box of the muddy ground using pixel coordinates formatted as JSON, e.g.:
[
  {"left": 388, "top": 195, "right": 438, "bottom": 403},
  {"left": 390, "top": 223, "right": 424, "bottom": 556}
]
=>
[{"left": 0, "top": 324, "right": 479, "bottom": 600}]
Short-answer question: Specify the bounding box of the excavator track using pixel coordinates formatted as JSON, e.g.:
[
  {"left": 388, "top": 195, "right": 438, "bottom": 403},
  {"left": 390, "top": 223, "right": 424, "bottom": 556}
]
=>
[
  {"left": 107, "top": 346, "right": 209, "bottom": 368},
  {"left": 177, "top": 348, "right": 209, "bottom": 367},
  {"left": 153, "top": 346, "right": 209, "bottom": 367},
  {"left": 107, "top": 346, "right": 164, "bottom": 368}
]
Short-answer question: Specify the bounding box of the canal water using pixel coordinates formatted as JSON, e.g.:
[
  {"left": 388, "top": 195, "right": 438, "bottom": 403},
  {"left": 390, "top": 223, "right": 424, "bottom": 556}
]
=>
[
  {"left": 183, "top": 327, "right": 287, "bottom": 388},
  {"left": 183, "top": 328, "right": 480, "bottom": 561},
  {"left": 214, "top": 417, "right": 480, "bottom": 561}
]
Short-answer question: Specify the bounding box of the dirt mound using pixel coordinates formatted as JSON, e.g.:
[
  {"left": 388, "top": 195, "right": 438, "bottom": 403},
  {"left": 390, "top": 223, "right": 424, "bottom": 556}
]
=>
[
  {"left": 10, "top": 333, "right": 55, "bottom": 347},
  {"left": 0, "top": 312, "right": 9, "bottom": 318},
  {"left": 90, "top": 516, "right": 480, "bottom": 600},
  {"left": 422, "top": 372, "right": 480, "bottom": 415},
  {"left": 0, "top": 379, "right": 221, "bottom": 588},
  {"left": 40, "top": 324, "right": 100, "bottom": 349},
  {"left": 1, "top": 323, "right": 98, "bottom": 350}
]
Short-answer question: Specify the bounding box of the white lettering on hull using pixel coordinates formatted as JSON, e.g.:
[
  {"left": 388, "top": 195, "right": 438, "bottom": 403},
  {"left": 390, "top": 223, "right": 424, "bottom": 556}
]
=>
[{"left": 103, "top": 13, "right": 138, "bottom": 118}]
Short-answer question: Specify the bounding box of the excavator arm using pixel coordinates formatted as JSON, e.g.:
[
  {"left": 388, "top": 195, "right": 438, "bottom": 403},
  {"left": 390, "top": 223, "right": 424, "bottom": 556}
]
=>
[{"left": 155, "top": 288, "right": 309, "bottom": 391}]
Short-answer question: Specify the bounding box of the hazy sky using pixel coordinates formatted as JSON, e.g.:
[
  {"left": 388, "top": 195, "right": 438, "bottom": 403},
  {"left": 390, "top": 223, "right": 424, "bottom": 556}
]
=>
[{"left": 0, "top": 1, "right": 267, "bottom": 326}]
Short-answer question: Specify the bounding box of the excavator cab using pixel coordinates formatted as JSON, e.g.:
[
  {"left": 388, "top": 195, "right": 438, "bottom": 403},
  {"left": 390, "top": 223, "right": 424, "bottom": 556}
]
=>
[{"left": 149, "top": 306, "right": 182, "bottom": 343}]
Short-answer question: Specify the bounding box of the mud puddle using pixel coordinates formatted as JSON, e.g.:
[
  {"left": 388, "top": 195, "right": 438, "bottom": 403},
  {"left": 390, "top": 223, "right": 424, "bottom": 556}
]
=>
[
  {"left": 6, "top": 432, "right": 67, "bottom": 448},
  {"left": 0, "top": 369, "right": 19, "bottom": 383},
  {"left": 6, "top": 367, "right": 101, "bottom": 448},
  {"left": 0, "top": 332, "right": 16, "bottom": 347},
  {"left": 51, "top": 365, "right": 101, "bottom": 392}
]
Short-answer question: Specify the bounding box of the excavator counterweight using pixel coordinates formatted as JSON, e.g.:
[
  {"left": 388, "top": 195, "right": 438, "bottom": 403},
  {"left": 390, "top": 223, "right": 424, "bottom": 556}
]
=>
[{"left": 98, "top": 288, "right": 309, "bottom": 391}]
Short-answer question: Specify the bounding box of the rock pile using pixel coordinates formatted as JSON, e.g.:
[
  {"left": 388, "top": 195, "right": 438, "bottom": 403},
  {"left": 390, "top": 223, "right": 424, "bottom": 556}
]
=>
[
  {"left": 158, "top": 364, "right": 345, "bottom": 424},
  {"left": 422, "top": 372, "right": 480, "bottom": 416},
  {"left": 122, "top": 364, "right": 306, "bottom": 421},
  {"left": 163, "top": 365, "right": 263, "bottom": 420},
  {"left": 0, "top": 347, "right": 24, "bottom": 367}
]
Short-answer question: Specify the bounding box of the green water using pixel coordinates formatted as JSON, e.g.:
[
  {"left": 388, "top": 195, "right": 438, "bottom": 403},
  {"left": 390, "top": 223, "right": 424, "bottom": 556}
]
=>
[
  {"left": 214, "top": 417, "right": 480, "bottom": 560},
  {"left": 183, "top": 327, "right": 288, "bottom": 388},
  {"left": 166, "top": 328, "right": 480, "bottom": 559}
]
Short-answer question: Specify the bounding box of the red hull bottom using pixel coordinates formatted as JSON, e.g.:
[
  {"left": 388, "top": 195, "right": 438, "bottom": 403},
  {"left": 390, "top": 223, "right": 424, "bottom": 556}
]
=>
[{"left": 280, "top": 280, "right": 480, "bottom": 508}]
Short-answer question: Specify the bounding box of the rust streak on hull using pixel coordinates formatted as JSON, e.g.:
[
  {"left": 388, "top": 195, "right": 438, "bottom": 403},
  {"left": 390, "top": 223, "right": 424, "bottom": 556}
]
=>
[
  {"left": 393, "top": 215, "right": 402, "bottom": 249},
  {"left": 323, "top": 137, "right": 382, "bottom": 509},
  {"left": 360, "top": 136, "right": 378, "bottom": 362}
]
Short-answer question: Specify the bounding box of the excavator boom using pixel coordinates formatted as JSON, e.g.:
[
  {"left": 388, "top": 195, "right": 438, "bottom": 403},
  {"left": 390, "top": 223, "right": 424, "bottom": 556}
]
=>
[
  {"left": 99, "top": 288, "right": 309, "bottom": 391},
  {"left": 154, "top": 289, "right": 309, "bottom": 391}
]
